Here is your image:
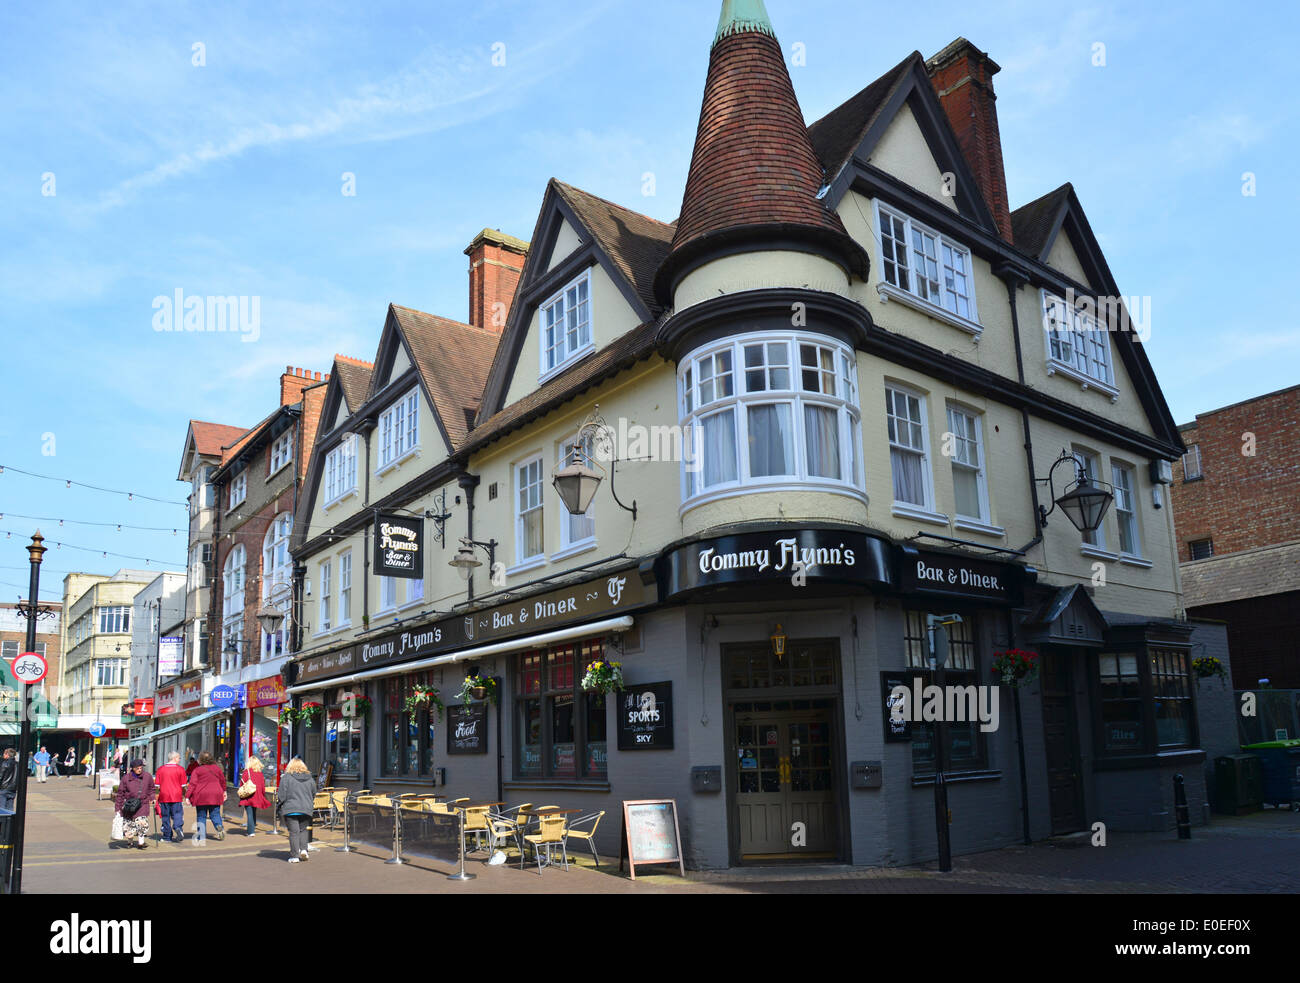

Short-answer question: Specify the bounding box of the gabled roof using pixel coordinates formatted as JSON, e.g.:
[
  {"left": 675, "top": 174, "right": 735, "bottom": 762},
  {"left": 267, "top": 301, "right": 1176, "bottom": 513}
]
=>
[
  {"left": 216, "top": 410, "right": 277, "bottom": 472},
  {"left": 333, "top": 356, "right": 373, "bottom": 413},
  {"left": 177, "top": 420, "right": 248, "bottom": 480},
  {"left": 1182, "top": 540, "right": 1300, "bottom": 609},
  {"left": 1010, "top": 184, "right": 1073, "bottom": 260},
  {"left": 386, "top": 305, "right": 500, "bottom": 451},
  {"left": 808, "top": 53, "right": 915, "bottom": 188}
]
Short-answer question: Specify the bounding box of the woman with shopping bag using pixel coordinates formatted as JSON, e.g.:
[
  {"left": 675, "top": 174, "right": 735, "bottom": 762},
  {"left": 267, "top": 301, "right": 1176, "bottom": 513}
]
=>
[
  {"left": 114, "top": 759, "right": 155, "bottom": 848},
  {"left": 237, "top": 756, "right": 271, "bottom": 837}
]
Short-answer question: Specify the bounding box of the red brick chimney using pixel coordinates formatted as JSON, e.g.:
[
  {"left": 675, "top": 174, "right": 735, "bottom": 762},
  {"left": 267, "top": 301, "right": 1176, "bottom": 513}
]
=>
[
  {"left": 280, "top": 366, "right": 329, "bottom": 406},
  {"left": 465, "top": 228, "right": 528, "bottom": 333},
  {"left": 925, "top": 39, "right": 1013, "bottom": 243}
]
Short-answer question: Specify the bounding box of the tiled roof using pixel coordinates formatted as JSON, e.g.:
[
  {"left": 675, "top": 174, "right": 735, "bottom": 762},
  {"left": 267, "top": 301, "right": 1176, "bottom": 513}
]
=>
[
  {"left": 552, "top": 181, "right": 675, "bottom": 315},
  {"left": 807, "top": 53, "right": 916, "bottom": 184},
  {"left": 390, "top": 305, "right": 501, "bottom": 450},
  {"left": 1182, "top": 540, "right": 1300, "bottom": 608},
  {"left": 663, "top": 28, "right": 865, "bottom": 290},
  {"left": 332, "top": 357, "right": 373, "bottom": 413},
  {"left": 190, "top": 421, "right": 248, "bottom": 458},
  {"left": 1010, "top": 184, "right": 1072, "bottom": 259},
  {"left": 219, "top": 411, "right": 276, "bottom": 466}
]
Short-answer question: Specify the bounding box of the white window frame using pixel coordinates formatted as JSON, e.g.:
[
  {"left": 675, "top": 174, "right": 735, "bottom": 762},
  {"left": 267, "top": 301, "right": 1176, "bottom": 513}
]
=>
[
  {"left": 1041, "top": 290, "right": 1118, "bottom": 399},
  {"left": 403, "top": 574, "right": 424, "bottom": 607},
  {"left": 945, "top": 404, "right": 998, "bottom": 534},
  {"left": 875, "top": 203, "right": 982, "bottom": 335},
  {"left": 538, "top": 272, "right": 594, "bottom": 382},
  {"left": 377, "top": 388, "right": 420, "bottom": 473},
  {"left": 1182, "top": 444, "right": 1202, "bottom": 480},
  {"left": 337, "top": 550, "right": 352, "bottom": 626},
  {"left": 554, "top": 433, "right": 597, "bottom": 559},
  {"left": 269, "top": 431, "right": 293, "bottom": 475},
  {"left": 318, "top": 559, "right": 332, "bottom": 634},
  {"left": 677, "top": 332, "right": 865, "bottom": 511},
  {"left": 1071, "top": 447, "right": 1112, "bottom": 557},
  {"left": 514, "top": 455, "right": 546, "bottom": 569},
  {"left": 228, "top": 472, "right": 247, "bottom": 510},
  {"left": 885, "top": 383, "right": 943, "bottom": 524},
  {"left": 324, "top": 437, "right": 359, "bottom": 507},
  {"left": 378, "top": 575, "right": 397, "bottom": 613},
  {"left": 1111, "top": 461, "right": 1142, "bottom": 560}
]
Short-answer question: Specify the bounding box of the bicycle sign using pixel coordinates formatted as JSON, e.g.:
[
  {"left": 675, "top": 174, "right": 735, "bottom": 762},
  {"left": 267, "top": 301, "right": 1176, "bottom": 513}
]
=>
[{"left": 12, "top": 652, "right": 48, "bottom": 685}]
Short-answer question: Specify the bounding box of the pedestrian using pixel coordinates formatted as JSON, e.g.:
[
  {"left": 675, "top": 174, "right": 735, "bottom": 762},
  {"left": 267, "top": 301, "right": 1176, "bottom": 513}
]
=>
[
  {"left": 33, "top": 746, "right": 50, "bottom": 783},
  {"left": 185, "top": 752, "right": 198, "bottom": 780},
  {"left": 275, "top": 757, "right": 316, "bottom": 863},
  {"left": 114, "top": 759, "right": 155, "bottom": 849},
  {"left": 186, "top": 751, "right": 227, "bottom": 844},
  {"left": 237, "top": 756, "right": 271, "bottom": 837},
  {"left": 82, "top": 751, "right": 93, "bottom": 777},
  {"left": 63, "top": 747, "right": 76, "bottom": 779},
  {"left": 0, "top": 748, "right": 18, "bottom": 810},
  {"left": 155, "top": 751, "right": 188, "bottom": 843},
  {"left": 47, "top": 747, "right": 60, "bottom": 778}
]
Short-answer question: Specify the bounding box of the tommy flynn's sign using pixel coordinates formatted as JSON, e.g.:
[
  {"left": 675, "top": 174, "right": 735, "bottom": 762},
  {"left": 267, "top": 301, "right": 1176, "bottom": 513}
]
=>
[
  {"left": 897, "top": 547, "right": 1029, "bottom": 605},
  {"left": 373, "top": 512, "right": 423, "bottom": 579},
  {"left": 617, "top": 682, "right": 673, "bottom": 750},
  {"left": 447, "top": 703, "right": 487, "bottom": 755},
  {"left": 293, "top": 567, "right": 650, "bottom": 684},
  {"left": 657, "top": 528, "right": 892, "bottom": 600}
]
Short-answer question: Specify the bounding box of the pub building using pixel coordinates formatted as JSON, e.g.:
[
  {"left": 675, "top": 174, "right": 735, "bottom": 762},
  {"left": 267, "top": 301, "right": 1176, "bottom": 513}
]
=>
[{"left": 282, "top": 1, "right": 1233, "bottom": 869}]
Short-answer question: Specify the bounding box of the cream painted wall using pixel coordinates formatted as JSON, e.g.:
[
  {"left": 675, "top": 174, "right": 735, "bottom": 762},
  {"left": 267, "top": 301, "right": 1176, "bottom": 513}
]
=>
[
  {"left": 1046, "top": 232, "right": 1095, "bottom": 289},
  {"left": 673, "top": 251, "right": 850, "bottom": 311},
  {"left": 865, "top": 103, "right": 959, "bottom": 212},
  {"left": 369, "top": 384, "right": 443, "bottom": 499},
  {"left": 389, "top": 344, "right": 411, "bottom": 378},
  {"left": 502, "top": 259, "right": 644, "bottom": 408},
  {"left": 548, "top": 219, "right": 582, "bottom": 272}
]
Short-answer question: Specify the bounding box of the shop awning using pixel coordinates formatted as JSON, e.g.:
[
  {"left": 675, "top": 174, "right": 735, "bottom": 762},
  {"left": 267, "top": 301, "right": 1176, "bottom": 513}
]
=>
[
  {"left": 126, "top": 707, "right": 226, "bottom": 746},
  {"left": 286, "top": 615, "right": 635, "bottom": 695}
]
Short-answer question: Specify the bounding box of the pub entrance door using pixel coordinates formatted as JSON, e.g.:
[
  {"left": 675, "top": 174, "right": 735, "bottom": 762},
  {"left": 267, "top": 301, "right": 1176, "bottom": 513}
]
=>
[
  {"left": 1040, "top": 649, "right": 1086, "bottom": 834},
  {"left": 723, "top": 639, "right": 844, "bottom": 863}
]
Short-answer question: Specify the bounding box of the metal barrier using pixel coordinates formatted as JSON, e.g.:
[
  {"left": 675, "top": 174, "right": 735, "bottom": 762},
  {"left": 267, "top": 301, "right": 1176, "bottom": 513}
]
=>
[
  {"left": 348, "top": 795, "right": 401, "bottom": 864},
  {"left": 335, "top": 795, "right": 477, "bottom": 881}
]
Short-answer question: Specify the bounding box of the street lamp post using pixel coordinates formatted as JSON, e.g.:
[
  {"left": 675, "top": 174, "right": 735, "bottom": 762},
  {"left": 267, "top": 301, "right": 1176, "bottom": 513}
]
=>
[
  {"left": 10, "top": 530, "right": 47, "bottom": 894},
  {"left": 927, "top": 613, "right": 960, "bottom": 874}
]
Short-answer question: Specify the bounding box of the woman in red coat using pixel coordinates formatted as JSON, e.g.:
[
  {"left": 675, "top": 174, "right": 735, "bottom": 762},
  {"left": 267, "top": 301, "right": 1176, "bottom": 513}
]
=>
[
  {"left": 186, "top": 751, "right": 227, "bottom": 844},
  {"left": 238, "top": 756, "right": 272, "bottom": 837}
]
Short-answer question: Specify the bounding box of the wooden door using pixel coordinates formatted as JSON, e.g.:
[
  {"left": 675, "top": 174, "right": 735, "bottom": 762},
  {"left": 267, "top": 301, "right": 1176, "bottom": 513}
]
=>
[{"left": 1040, "top": 650, "right": 1085, "bottom": 834}]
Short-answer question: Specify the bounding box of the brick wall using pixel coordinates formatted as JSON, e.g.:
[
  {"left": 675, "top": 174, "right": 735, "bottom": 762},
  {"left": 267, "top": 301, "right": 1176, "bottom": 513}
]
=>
[
  {"left": 465, "top": 229, "right": 527, "bottom": 333},
  {"left": 1170, "top": 385, "right": 1300, "bottom": 560}
]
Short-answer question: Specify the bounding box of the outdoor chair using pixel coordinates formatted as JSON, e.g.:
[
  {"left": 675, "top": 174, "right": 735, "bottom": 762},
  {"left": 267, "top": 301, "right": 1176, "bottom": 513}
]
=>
[
  {"left": 461, "top": 805, "right": 493, "bottom": 854},
  {"left": 564, "top": 811, "right": 605, "bottom": 869},
  {"left": 521, "top": 815, "right": 569, "bottom": 873}
]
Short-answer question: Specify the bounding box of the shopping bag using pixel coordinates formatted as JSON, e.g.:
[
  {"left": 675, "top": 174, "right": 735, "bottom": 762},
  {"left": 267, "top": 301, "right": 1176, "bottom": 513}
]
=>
[{"left": 111, "top": 813, "right": 125, "bottom": 840}]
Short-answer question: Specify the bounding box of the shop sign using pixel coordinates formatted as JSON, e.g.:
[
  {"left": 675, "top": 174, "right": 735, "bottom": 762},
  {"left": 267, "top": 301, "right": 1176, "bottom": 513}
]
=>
[
  {"left": 880, "top": 671, "right": 918, "bottom": 743},
  {"left": 1106, "top": 722, "right": 1142, "bottom": 748},
  {"left": 133, "top": 698, "right": 154, "bottom": 717},
  {"left": 158, "top": 636, "right": 184, "bottom": 679},
  {"left": 373, "top": 512, "right": 424, "bottom": 580},
  {"left": 658, "top": 529, "right": 893, "bottom": 601},
  {"left": 296, "top": 647, "right": 357, "bottom": 684},
  {"left": 617, "top": 682, "right": 673, "bottom": 750},
  {"left": 246, "top": 675, "right": 286, "bottom": 708},
  {"left": 447, "top": 703, "right": 487, "bottom": 755},
  {"left": 897, "top": 547, "right": 1026, "bottom": 605},
  {"left": 155, "top": 687, "right": 177, "bottom": 717},
  {"left": 179, "top": 679, "right": 203, "bottom": 710}
]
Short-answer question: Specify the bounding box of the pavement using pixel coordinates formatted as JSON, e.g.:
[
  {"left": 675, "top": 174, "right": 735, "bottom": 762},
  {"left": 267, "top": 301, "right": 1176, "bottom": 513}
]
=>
[{"left": 11, "top": 778, "right": 1300, "bottom": 894}]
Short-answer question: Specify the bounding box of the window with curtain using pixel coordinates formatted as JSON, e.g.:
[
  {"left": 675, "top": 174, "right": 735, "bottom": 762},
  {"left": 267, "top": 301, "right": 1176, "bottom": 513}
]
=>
[
  {"left": 679, "top": 333, "right": 862, "bottom": 503},
  {"left": 1111, "top": 462, "right": 1140, "bottom": 556},
  {"left": 886, "top": 386, "right": 929, "bottom": 508},
  {"left": 338, "top": 550, "right": 352, "bottom": 626},
  {"left": 318, "top": 559, "right": 331, "bottom": 632},
  {"left": 516, "top": 456, "right": 544, "bottom": 562}
]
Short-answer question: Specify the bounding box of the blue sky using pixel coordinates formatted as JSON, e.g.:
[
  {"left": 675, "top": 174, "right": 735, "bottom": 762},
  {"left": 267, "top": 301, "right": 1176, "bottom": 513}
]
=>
[{"left": 1, "top": 0, "right": 1295, "bottom": 591}]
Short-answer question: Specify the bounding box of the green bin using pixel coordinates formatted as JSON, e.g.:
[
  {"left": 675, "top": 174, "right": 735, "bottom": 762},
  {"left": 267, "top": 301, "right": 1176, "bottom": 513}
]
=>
[{"left": 1242, "top": 740, "right": 1300, "bottom": 811}]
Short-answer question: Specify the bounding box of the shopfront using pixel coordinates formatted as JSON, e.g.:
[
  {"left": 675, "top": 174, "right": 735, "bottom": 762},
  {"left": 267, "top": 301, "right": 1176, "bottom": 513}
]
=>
[{"left": 243, "top": 674, "right": 289, "bottom": 786}]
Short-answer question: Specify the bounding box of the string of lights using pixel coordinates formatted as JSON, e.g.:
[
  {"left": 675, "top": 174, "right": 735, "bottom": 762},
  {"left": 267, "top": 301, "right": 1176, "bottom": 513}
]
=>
[
  {"left": 0, "top": 529, "right": 183, "bottom": 567},
  {"left": 0, "top": 464, "right": 187, "bottom": 506},
  {"left": 0, "top": 512, "right": 183, "bottom": 535}
]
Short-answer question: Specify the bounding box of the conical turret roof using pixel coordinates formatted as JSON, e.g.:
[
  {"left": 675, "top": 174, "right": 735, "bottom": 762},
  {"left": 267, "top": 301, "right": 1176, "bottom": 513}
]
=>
[{"left": 656, "top": 0, "right": 869, "bottom": 304}]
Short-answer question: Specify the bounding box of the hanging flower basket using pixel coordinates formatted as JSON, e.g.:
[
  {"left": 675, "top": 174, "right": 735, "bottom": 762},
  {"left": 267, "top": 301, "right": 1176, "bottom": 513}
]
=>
[
  {"left": 581, "top": 659, "right": 625, "bottom": 695},
  {"left": 283, "top": 701, "right": 325, "bottom": 726},
  {"left": 404, "top": 686, "right": 445, "bottom": 720},
  {"left": 342, "top": 693, "right": 372, "bottom": 720},
  {"left": 458, "top": 675, "right": 499, "bottom": 706},
  {"left": 1192, "top": 656, "right": 1227, "bottom": 682},
  {"left": 991, "top": 649, "right": 1039, "bottom": 688}
]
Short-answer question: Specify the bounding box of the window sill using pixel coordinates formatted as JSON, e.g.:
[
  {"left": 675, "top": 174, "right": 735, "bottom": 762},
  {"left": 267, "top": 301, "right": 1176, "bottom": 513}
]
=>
[
  {"left": 1182, "top": 475, "right": 1203, "bottom": 483},
  {"left": 537, "top": 345, "right": 596, "bottom": 387},
  {"left": 551, "top": 539, "right": 598, "bottom": 563},
  {"left": 911, "top": 769, "right": 1001, "bottom": 787},
  {"left": 375, "top": 446, "right": 420, "bottom": 479},
  {"left": 1094, "top": 748, "right": 1205, "bottom": 772},
  {"left": 398, "top": 597, "right": 425, "bottom": 612},
  {"left": 323, "top": 488, "right": 359, "bottom": 512},
  {"left": 1118, "top": 553, "right": 1152, "bottom": 569},
  {"left": 680, "top": 481, "right": 867, "bottom": 517},
  {"left": 268, "top": 460, "right": 293, "bottom": 482},
  {"left": 506, "top": 557, "right": 546, "bottom": 577},
  {"left": 876, "top": 281, "right": 983, "bottom": 338},
  {"left": 1045, "top": 359, "right": 1119, "bottom": 402},
  {"left": 504, "top": 779, "right": 611, "bottom": 793},
  {"left": 891, "top": 503, "right": 949, "bottom": 526},
  {"left": 1080, "top": 544, "right": 1117, "bottom": 561},
  {"left": 953, "top": 517, "right": 1005, "bottom": 537}
]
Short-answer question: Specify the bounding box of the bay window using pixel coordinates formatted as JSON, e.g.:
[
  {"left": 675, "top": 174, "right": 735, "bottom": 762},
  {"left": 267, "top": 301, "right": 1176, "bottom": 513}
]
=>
[{"left": 679, "top": 333, "right": 862, "bottom": 504}]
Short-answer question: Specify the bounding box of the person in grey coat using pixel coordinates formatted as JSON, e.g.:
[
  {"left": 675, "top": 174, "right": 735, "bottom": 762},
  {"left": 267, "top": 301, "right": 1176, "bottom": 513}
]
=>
[{"left": 275, "top": 757, "right": 316, "bottom": 863}]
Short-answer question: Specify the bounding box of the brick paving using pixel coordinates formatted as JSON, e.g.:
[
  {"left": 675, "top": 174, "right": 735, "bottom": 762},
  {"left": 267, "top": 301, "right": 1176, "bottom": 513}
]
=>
[{"left": 13, "top": 779, "right": 1300, "bottom": 894}]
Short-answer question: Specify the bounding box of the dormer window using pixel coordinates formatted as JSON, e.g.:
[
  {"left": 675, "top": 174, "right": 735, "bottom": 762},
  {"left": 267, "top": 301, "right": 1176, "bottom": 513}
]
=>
[
  {"left": 377, "top": 388, "right": 420, "bottom": 470},
  {"left": 876, "top": 204, "right": 979, "bottom": 333},
  {"left": 1042, "top": 291, "right": 1116, "bottom": 397},
  {"left": 540, "top": 272, "right": 592, "bottom": 378}
]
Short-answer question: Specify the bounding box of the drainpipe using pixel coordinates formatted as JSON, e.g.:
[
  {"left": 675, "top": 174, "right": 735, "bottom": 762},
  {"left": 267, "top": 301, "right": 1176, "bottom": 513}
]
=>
[
  {"left": 458, "top": 473, "right": 481, "bottom": 602},
  {"left": 1002, "top": 272, "right": 1044, "bottom": 555},
  {"left": 361, "top": 428, "right": 373, "bottom": 622}
]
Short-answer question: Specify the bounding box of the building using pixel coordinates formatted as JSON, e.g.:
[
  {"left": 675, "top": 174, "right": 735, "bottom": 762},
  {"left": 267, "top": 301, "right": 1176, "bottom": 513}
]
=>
[
  {"left": 1171, "top": 384, "right": 1300, "bottom": 702},
  {"left": 285, "top": 2, "right": 1231, "bottom": 868},
  {"left": 125, "top": 572, "right": 186, "bottom": 749},
  {"left": 0, "top": 601, "right": 62, "bottom": 750}
]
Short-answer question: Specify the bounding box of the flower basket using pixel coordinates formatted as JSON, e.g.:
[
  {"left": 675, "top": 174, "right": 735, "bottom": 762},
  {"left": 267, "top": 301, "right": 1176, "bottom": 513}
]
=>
[
  {"left": 282, "top": 701, "right": 325, "bottom": 726},
  {"left": 458, "top": 675, "right": 499, "bottom": 706},
  {"left": 342, "top": 693, "right": 372, "bottom": 719},
  {"left": 991, "top": 649, "right": 1039, "bottom": 688},
  {"left": 404, "top": 686, "right": 445, "bottom": 720},
  {"left": 581, "top": 659, "right": 625, "bottom": 695},
  {"left": 1192, "top": 656, "right": 1227, "bottom": 683}
]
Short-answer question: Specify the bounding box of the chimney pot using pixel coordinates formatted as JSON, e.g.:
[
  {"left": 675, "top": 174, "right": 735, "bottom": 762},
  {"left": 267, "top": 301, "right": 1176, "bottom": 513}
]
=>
[{"left": 465, "top": 228, "right": 528, "bottom": 333}]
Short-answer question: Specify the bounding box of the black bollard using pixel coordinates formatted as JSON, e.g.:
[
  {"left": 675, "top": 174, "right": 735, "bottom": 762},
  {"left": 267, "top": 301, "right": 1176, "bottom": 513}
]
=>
[{"left": 1174, "top": 773, "right": 1191, "bottom": 840}]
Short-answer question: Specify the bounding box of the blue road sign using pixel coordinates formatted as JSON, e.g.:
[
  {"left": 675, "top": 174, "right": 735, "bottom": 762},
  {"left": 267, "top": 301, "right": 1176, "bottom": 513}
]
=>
[{"left": 89, "top": 722, "right": 107, "bottom": 738}]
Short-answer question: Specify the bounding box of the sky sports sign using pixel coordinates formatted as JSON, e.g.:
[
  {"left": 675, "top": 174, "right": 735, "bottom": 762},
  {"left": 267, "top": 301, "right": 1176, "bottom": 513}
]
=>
[{"left": 373, "top": 512, "right": 423, "bottom": 579}]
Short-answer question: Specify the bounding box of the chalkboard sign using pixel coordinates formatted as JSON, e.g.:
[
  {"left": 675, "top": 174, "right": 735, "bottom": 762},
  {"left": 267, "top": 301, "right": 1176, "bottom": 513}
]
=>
[
  {"left": 447, "top": 703, "right": 487, "bottom": 755},
  {"left": 880, "top": 671, "right": 915, "bottom": 743},
  {"left": 616, "top": 682, "right": 673, "bottom": 750},
  {"left": 619, "top": 799, "right": 685, "bottom": 879},
  {"left": 317, "top": 760, "right": 334, "bottom": 790}
]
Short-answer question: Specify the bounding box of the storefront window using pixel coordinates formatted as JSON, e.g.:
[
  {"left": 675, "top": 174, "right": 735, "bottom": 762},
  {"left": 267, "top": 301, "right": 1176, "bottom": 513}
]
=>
[
  {"left": 326, "top": 716, "right": 362, "bottom": 776},
  {"left": 380, "top": 673, "right": 437, "bottom": 778},
  {"left": 1095, "top": 647, "right": 1194, "bottom": 754},
  {"left": 514, "top": 638, "right": 607, "bottom": 781},
  {"left": 1098, "top": 652, "right": 1144, "bottom": 750},
  {"left": 904, "top": 611, "right": 985, "bottom": 776}
]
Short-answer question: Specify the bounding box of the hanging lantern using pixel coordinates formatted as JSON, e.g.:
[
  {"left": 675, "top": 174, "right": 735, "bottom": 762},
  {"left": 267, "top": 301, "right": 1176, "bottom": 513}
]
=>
[{"left": 771, "top": 624, "right": 787, "bottom": 661}]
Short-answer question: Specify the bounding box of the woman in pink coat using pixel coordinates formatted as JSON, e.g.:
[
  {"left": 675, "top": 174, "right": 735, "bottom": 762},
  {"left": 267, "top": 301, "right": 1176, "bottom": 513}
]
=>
[
  {"left": 238, "top": 756, "right": 272, "bottom": 837},
  {"left": 185, "top": 751, "right": 227, "bottom": 843}
]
